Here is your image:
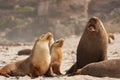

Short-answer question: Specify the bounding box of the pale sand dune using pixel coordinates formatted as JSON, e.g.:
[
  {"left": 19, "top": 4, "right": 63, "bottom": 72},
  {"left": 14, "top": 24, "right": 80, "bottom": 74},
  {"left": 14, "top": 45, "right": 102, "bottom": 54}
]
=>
[{"left": 0, "top": 33, "right": 120, "bottom": 80}]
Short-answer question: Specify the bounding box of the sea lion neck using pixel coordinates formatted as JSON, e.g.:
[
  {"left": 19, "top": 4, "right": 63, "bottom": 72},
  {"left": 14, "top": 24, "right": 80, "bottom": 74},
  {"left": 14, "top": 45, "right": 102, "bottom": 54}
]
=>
[{"left": 30, "top": 40, "right": 49, "bottom": 57}]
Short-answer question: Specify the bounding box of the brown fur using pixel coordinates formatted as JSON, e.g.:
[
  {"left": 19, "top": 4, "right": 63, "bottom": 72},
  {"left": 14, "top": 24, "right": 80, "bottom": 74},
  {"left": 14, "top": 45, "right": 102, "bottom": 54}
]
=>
[
  {"left": 18, "top": 49, "right": 32, "bottom": 55},
  {"left": 108, "top": 33, "right": 115, "bottom": 43},
  {"left": 79, "top": 59, "right": 120, "bottom": 78},
  {"left": 66, "top": 17, "right": 108, "bottom": 75},
  {"left": 50, "top": 38, "right": 64, "bottom": 75},
  {"left": 66, "top": 63, "right": 76, "bottom": 74},
  {"left": 0, "top": 32, "right": 54, "bottom": 77}
]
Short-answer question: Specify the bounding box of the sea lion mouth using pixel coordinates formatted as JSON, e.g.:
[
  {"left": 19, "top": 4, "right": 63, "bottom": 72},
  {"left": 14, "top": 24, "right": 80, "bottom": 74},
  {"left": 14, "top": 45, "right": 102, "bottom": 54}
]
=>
[
  {"left": 47, "top": 32, "right": 53, "bottom": 40},
  {"left": 88, "top": 24, "right": 96, "bottom": 32},
  {"left": 87, "top": 17, "right": 99, "bottom": 32}
]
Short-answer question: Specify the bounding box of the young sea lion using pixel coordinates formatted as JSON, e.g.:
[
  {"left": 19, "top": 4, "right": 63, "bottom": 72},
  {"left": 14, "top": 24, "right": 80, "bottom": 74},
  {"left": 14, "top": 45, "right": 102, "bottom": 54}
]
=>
[
  {"left": 108, "top": 33, "right": 115, "bottom": 43},
  {"left": 17, "top": 49, "right": 32, "bottom": 55},
  {"left": 17, "top": 33, "right": 54, "bottom": 56},
  {"left": 66, "top": 17, "right": 108, "bottom": 75},
  {"left": 50, "top": 38, "right": 64, "bottom": 75},
  {"left": 79, "top": 59, "right": 120, "bottom": 78},
  {"left": 0, "top": 32, "right": 53, "bottom": 77}
]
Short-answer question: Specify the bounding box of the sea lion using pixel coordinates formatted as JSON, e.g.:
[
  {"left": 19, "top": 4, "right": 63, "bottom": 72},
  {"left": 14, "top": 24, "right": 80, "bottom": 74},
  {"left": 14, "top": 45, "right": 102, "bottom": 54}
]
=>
[
  {"left": 66, "top": 17, "right": 108, "bottom": 75},
  {"left": 17, "top": 33, "right": 54, "bottom": 55},
  {"left": 50, "top": 38, "right": 64, "bottom": 75},
  {"left": 17, "top": 49, "right": 32, "bottom": 55},
  {"left": 0, "top": 32, "right": 54, "bottom": 77},
  {"left": 79, "top": 59, "right": 120, "bottom": 78},
  {"left": 108, "top": 33, "right": 115, "bottom": 43}
]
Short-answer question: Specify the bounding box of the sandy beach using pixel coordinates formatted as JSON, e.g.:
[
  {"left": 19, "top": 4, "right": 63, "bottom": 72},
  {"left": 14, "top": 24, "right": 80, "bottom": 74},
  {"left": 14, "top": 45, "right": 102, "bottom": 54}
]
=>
[{"left": 0, "top": 33, "right": 120, "bottom": 80}]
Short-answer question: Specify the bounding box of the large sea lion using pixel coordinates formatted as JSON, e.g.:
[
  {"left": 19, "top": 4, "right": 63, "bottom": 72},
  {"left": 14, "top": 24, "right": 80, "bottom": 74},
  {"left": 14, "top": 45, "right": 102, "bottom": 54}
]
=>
[
  {"left": 79, "top": 59, "right": 120, "bottom": 78},
  {"left": 0, "top": 32, "right": 54, "bottom": 77},
  {"left": 50, "top": 38, "right": 64, "bottom": 75},
  {"left": 66, "top": 17, "right": 108, "bottom": 75}
]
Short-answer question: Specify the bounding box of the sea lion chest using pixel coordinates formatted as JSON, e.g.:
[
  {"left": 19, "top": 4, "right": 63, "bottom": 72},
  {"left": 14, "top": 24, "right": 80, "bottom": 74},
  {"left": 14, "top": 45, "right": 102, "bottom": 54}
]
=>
[{"left": 76, "top": 31, "right": 108, "bottom": 68}]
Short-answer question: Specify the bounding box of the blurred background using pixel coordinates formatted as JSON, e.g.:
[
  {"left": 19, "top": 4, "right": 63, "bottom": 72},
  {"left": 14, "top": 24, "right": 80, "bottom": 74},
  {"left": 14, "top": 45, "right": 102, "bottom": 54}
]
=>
[{"left": 0, "top": 0, "right": 119, "bottom": 43}]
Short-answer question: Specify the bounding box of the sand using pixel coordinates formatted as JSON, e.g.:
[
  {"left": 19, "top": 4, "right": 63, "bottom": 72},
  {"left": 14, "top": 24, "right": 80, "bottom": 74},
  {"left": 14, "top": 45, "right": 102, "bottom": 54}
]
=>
[{"left": 0, "top": 33, "right": 120, "bottom": 80}]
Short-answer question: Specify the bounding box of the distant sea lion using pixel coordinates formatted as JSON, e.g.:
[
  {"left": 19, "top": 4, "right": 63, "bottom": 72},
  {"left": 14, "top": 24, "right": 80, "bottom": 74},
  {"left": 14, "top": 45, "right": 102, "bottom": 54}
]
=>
[
  {"left": 78, "top": 59, "right": 120, "bottom": 78},
  {"left": 50, "top": 38, "right": 64, "bottom": 75},
  {"left": 108, "top": 33, "right": 115, "bottom": 43},
  {"left": 0, "top": 32, "right": 54, "bottom": 77},
  {"left": 17, "top": 33, "right": 54, "bottom": 56},
  {"left": 66, "top": 17, "right": 108, "bottom": 75},
  {"left": 17, "top": 49, "right": 32, "bottom": 55}
]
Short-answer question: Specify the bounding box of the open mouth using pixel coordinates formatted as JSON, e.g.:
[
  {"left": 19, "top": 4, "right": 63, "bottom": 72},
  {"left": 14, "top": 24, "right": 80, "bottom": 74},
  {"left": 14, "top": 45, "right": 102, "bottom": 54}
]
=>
[
  {"left": 87, "top": 17, "right": 99, "bottom": 32},
  {"left": 87, "top": 24, "right": 96, "bottom": 32}
]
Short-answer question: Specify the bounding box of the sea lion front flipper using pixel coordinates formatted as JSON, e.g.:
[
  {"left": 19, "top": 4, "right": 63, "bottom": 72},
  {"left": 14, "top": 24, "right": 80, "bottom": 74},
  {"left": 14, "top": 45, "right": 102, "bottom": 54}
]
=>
[
  {"left": 44, "top": 66, "right": 55, "bottom": 77},
  {"left": 66, "top": 63, "right": 77, "bottom": 75}
]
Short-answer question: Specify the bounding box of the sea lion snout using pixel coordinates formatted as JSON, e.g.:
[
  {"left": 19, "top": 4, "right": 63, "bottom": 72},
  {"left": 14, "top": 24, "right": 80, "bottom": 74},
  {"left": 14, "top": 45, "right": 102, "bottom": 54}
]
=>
[
  {"left": 39, "top": 32, "right": 53, "bottom": 40},
  {"left": 87, "top": 25, "right": 96, "bottom": 32},
  {"left": 57, "top": 38, "right": 64, "bottom": 47},
  {"left": 87, "top": 17, "right": 99, "bottom": 32},
  {"left": 47, "top": 32, "right": 53, "bottom": 40},
  {"left": 59, "top": 38, "right": 64, "bottom": 43}
]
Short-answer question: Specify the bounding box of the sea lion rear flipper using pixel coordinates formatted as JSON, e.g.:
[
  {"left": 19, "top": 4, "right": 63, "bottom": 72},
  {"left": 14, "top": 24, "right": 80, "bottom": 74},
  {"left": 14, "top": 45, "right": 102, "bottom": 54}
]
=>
[{"left": 0, "top": 68, "right": 10, "bottom": 77}]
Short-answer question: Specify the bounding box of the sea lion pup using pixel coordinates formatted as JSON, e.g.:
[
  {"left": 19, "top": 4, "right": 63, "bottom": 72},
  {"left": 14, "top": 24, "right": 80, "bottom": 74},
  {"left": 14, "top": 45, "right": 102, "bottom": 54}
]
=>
[
  {"left": 77, "top": 59, "right": 120, "bottom": 78},
  {"left": 50, "top": 38, "right": 64, "bottom": 75},
  {"left": 0, "top": 32, "right": 53, "bottom": 77},
  {"left": 108, "top": 33, "right": 115, "bottom": 43},
  {"left": 17, "top": 49, "right": 32, "bottom": 55},
  {"left": 17, "top": 33, "right": 54, "bottom": 55},
  {"left": 66, "top": 17, "right": 108, "bottom": 75}
]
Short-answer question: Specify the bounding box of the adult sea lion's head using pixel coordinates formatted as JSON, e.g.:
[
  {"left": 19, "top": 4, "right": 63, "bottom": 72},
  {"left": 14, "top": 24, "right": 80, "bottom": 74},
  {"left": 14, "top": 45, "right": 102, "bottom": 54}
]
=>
[{"left": 86, "top": 17, "right": 105, "bottom": 33}]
